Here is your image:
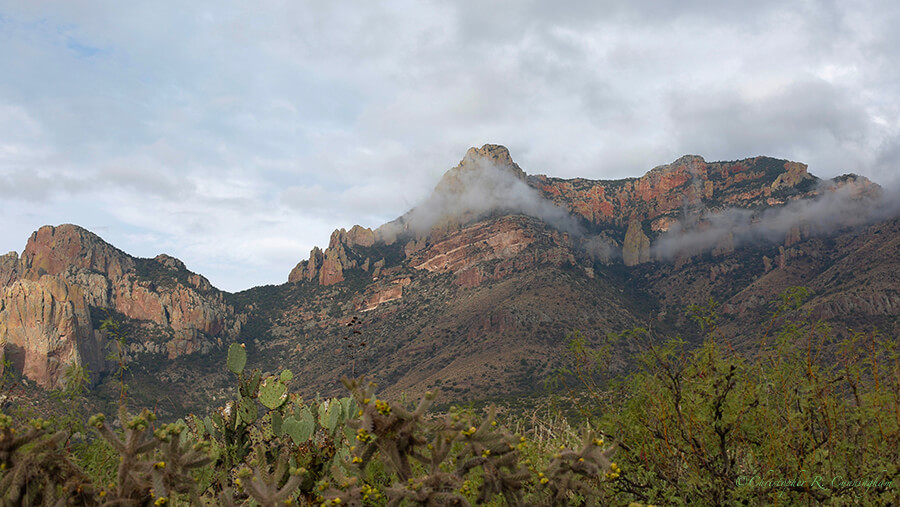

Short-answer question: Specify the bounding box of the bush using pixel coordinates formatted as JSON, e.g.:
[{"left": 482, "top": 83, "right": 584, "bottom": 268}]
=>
[{"left": 562, "top": 287, "right": 900, "bottom": 505}]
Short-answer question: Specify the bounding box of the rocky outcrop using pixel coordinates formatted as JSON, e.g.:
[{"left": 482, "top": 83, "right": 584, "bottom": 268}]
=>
[
  {"left": 0, "top": 275, "right": 103, "bottom": 388},
  {"left": 533, "top": 156, "right": 818, "bottom": 230},
  {"left": 433, "top": 144, "right": 527, "bottom": 196},
  {"left": 406, "top": 215, "right": 573, "bottom": 287},
  {"left": 108, "top": 272, "right": 230, "bottom": 359},
  {"left": 289, "top": 247, "right": 324, "bottom": 283},
  {"left": 408, "top": 217, "right": 537, "bottom": 274},
  {"left": 358, "top": 277, "right": 411, "bottom": 312},
  {"left": 289, "top": 226, "right": 380, "bottom": 286},
  {"left": 319, "top": 245, "right": 346, "bottom": 286},
  {"left": 22, "top": 225, "right": 134, "bottom": 281},
  {"left": 335, "top": 225, "right": 376, "bottom": 248},
  {"left": 0, "top": 224, "right": 238, "bottom": 386},
  {"left": 812, "top": 292, "right": 900, "bottom": 320},
  {"left": 0, "top": 252, "right": 20, "bottom": 287},
  {"left": 623, "top": 220, "right": 651, "bottom": 266}
]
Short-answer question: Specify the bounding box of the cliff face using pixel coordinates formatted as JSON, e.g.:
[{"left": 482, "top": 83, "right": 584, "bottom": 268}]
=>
[
  {"left": 0, "top": 252, "right": 20, "bottom": 287},
  {"left": 0, "top": 224, "right": 237, "bottom": 386},
  {"left": 0, "top": 275, "right": 102, "bottom": 388},
  {"left": 405, "top": 215, "right": 574, "bottom": 288},
  {"left": 622, "top": 220, "right": 651, "bottom": 267},
  {"left": 531, "top": 155, "right": 818, "bottom": 232}
]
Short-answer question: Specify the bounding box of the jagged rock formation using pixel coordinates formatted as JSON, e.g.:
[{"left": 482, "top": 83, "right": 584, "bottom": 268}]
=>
[
  {"left": 0, "top": 224, "right": 237, "bottom": 386},
  {"left": 288, "top": 225, "right": 380, "bottom": 286},
  {"left": 21, "top": 225, "right": 135, "bottom": 281},
  {"left": 622, "top": 220, "right": 651, "bottom": 266}
]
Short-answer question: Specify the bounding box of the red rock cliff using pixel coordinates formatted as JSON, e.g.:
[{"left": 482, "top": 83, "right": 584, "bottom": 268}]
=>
[
  {"left": 0, "top": 275, "right": 103, "bottom": 388},
  {"left": 0, "top": 224, "right": 238, "bottom": 385}
]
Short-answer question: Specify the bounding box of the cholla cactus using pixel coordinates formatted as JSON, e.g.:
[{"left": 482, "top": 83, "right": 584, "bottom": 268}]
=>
[
  {"left": 90, "top": 407, "right": 211, "bottom": 505},
  {"left": 536, "top": 432, "right": 618, "bottom": 506},
  {"left": 340, "top": 378, "right": 555, "bottom": 506},
  {"left": 0, "top": 414, "right": 96, "bottom": 506}
]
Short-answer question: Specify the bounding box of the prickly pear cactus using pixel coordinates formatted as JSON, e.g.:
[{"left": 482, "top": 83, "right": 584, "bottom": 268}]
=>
[
  {"left": 258, "top": 377, "right": 288, "bottom": 410},
  {"left": 227, "top": 343, "right": 246, "bottom": 375},
  {"left": 271, "top": 410, "right": 283, "bottom": 437},
  {"left": 324, "top": 399, "right": 341, "bottom": 434},
  {"left": 237, "top": 396, "right": 258, "bottom": 426},
  {"left": 282, "top": 407, "right": 316, "bottom": 445}
]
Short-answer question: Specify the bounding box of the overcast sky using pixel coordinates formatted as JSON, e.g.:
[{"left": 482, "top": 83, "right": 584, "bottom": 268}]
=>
[{"left": 1, "top": 1, "right": 898, "bottom": 292}]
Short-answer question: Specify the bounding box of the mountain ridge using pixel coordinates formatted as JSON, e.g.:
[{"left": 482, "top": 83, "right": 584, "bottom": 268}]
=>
[{"left": 1, "top": 145, "right": 896, "bottom": 416}]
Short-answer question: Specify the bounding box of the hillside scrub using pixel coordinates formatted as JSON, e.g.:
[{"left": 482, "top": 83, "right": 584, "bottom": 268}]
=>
[
  {"left": 560, "top": 287, "right": 900, "bottom": 505},
  {"left": 0, "top": 287, "right": 897, "bottom": 505}
]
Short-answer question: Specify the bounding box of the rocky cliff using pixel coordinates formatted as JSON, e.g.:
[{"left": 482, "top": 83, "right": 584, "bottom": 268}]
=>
[
  {"left": 0, "top": 224, "right": 238, "bottom": 387},
  {"left": 290, "top": 146, "right": 856, "bottom": 287},
  {"left": 531, "top": 155, "right": 818, "bottom": 230},
  {"left": 0, "top": 275, "right": 103, "bottom": 388}
]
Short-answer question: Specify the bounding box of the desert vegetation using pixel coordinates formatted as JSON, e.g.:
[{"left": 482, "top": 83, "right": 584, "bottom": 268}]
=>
[{"left": 0, "top": 288, "right": 897, "bottom": 505}]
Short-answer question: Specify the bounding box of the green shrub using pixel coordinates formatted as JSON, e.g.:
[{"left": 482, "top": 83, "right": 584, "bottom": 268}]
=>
[{"left": 562, "top": 288, "right": 900, "bottom": 506}]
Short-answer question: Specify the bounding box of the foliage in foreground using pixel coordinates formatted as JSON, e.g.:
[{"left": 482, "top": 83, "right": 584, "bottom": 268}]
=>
[
  {"left": 1, "top": 287, "right": 897, "bottom": 506},
  {"left": 562, "top": 287, "right": 900, "bottom": 506},
  {"left": 0, "top": 341, "right": 618, "bottom": 506}
]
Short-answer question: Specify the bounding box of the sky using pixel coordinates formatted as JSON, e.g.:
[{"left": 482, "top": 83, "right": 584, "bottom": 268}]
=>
[{"left": 1, "top": 1, "right": 898, "bottom": 292}]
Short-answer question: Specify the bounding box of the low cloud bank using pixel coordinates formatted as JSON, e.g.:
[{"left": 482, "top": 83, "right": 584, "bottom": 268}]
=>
[
  {"left": 377, "top": 156, "right": 899, "bottom": 265},
  {"left": 378, "top": 156, "right": 583, "bottom": 240},
  {"left": 653, "top": 180, "right": 899, "bottom": 260}
]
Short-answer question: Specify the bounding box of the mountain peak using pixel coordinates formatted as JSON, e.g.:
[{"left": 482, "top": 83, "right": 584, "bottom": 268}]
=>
[
  {"left": 462, "top": 144, "right": 518, "bottom": 170},
  {"left": 23, "top": 224, "right": 134, "bottom": 281},
  {"left": 434, "top": 144, "right": 527, "bottom": 196},
  {"left": 648, "top": 154, "right": 707, "bottom": 176}
]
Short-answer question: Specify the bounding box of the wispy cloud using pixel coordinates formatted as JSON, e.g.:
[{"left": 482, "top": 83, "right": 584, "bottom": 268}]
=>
[{"left": 653, "top": 180, "right": 898, "bottom": 260}]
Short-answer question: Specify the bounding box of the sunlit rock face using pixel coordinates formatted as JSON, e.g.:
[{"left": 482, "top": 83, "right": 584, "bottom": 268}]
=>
[
  {"left": 0, "top": 224, "right": 238, "bottom": 385},
  {"left": 0, "top": 275, "right": 102, "bottom": 388}
]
